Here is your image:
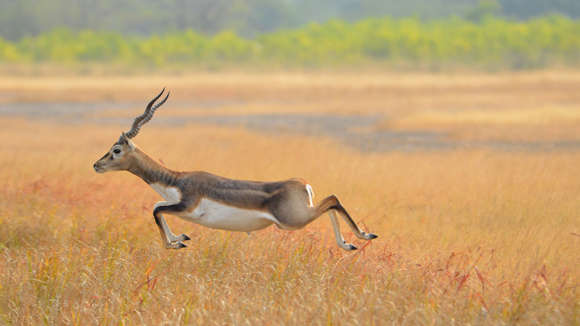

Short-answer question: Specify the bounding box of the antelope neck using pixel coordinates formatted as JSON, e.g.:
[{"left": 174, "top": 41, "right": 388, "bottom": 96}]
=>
[{"left": 127, "top": 148, "right": 180, "bottom": 186}]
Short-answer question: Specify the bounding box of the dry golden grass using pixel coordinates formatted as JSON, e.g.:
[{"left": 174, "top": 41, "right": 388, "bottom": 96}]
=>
[
  {"left": 0, "top": 72, "right": 579, "bottom": 325},
  {"left": 3, "top": 70, "right": 580, "bottom": 144},
  {"left": 1, "top": 70, "right": 579, "bottom": 112},
  {"left": 0, "top": 118, "right": 578, "bottom": 325}
]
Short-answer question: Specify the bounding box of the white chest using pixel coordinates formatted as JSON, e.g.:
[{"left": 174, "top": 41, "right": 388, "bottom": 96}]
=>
[
  {"left": 182, "top": 198, "right": 276, "bottom": 232},
  {"left": 150, "top": 183, "right": 181, "bottom": 204}
]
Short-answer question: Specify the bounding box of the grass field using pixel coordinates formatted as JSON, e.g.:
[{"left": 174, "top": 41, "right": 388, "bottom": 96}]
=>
[{"left": 0, "top": 72, "right": 578, "bottom": 325}]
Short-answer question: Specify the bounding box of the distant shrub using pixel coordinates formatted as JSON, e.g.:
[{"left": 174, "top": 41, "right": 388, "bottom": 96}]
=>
[{"left": 1, "top": 15, "right": 579, "bottom": 69}]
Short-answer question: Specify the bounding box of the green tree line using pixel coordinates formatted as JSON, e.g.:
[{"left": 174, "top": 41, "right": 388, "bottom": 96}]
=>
[
  {"left": 2, "top": 0, "right": 580, "bottom": 41},
  {"left": 1, "top": 15, "right": 579, "bottom": 69}
]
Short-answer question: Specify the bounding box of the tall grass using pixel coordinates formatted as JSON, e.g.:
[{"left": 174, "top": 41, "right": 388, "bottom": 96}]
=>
[{"left": 0, "top": 115, "right": 577, "bottom": 324}]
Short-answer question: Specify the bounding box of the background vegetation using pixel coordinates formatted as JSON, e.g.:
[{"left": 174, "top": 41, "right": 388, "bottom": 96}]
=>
[
  {"left": 0, "top": 0, "right": 579, "bottom": 70},
  {"left": 0, "top": 15, "right": 579, "bottom": 70},
  {"left": 1, "top": 0, "right": 579, "bottom": 40}
]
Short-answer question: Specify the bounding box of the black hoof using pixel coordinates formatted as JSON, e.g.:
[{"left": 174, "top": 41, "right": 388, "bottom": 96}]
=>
[
  {"left": 368, "top": 233, "right": 378, "bottom": 240},
  {"left": 348, "top": 244, "right": 357, "bottom": 250},
  {"left": 182, "top": 234, "right": 191, "bottom": 241},
  {"left": 167, "top": 242, "right": 187, "bottom": 249}
]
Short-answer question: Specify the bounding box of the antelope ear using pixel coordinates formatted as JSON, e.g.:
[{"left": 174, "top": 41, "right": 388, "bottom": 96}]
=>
[{"left": 126, "top": 138, "right": 136, "bottom": 150}]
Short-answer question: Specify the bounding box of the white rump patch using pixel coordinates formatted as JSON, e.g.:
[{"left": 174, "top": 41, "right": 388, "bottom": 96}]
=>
[{"left": 305, "top": 184, "right": 314, "bottom": 207}]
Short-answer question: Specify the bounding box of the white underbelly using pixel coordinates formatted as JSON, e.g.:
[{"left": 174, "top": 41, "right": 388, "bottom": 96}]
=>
[{"left": 180, "top": 198, "right": 276, "bottom": 232}]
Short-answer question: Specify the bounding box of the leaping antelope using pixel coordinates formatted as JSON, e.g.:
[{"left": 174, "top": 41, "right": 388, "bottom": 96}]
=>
[{"left": 93, "top": 89, "right": 378, "bottom": 250}]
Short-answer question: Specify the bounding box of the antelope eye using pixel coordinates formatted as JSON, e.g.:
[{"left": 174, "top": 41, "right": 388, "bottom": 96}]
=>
[{"left": 113, "top": 148, "right": 121, "bottom": 154}]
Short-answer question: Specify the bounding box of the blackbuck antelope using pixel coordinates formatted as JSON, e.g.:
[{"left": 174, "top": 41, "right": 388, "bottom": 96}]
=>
[{"left": 93, "top": 89, "right": 378, "bottom": 250}]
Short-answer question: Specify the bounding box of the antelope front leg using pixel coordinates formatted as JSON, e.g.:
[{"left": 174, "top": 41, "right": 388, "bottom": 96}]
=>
[{"left": 153, "top": 203, "right": 190, "bottom": 249}]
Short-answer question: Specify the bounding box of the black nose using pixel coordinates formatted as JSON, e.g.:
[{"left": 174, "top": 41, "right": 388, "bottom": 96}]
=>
[{"left": 93, "top": 163, "right": 97, "bottom": 168}]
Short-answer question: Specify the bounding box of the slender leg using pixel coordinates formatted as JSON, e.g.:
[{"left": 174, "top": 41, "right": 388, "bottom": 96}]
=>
[
  {"left": 297, "top": 194, "right": 377, "bottom": 250},
  {"left": 270, "top": 191, "right": 378, "bottom": 250},
  {"left": 158, "top": 213, "right": 190, "bottom": 241},
  {"left": 153, "top": 203, "right": 191, "bottom": 249},
  {"left": 154, "top": 201, "right": 190, "bottom": 242},
  {"left": 329, "top": 211, "right": 357, "bottom": 250},
  {"left": 333, "top": 201, "right": 378, "bottom": 241},
  {"left": 314, "top": 195, "right": 377, "bottom": 245}
]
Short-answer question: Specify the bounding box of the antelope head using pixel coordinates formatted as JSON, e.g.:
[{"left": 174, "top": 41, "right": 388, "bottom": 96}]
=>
[{"left": 93, "top": 88, "right": 169, "bottom": 173}]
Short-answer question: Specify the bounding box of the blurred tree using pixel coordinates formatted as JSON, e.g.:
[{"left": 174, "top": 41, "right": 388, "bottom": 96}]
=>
[
  {"left": 0, "top": 0, "right": 578, "bottom": 41},
  {"left": 466, "top": 0, "right": 502, "bottom": 22},
  {"left": 1, "top": 15, "right": 578, "bottom": 69}
]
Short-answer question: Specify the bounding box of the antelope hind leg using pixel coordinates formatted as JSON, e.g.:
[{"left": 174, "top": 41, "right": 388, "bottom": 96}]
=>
[
  {"left": 332, "top": 200, "right": 378, "bottom": 241},
  {"left": 329, "top": 211, "right": 357, "bottom": 250}
]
